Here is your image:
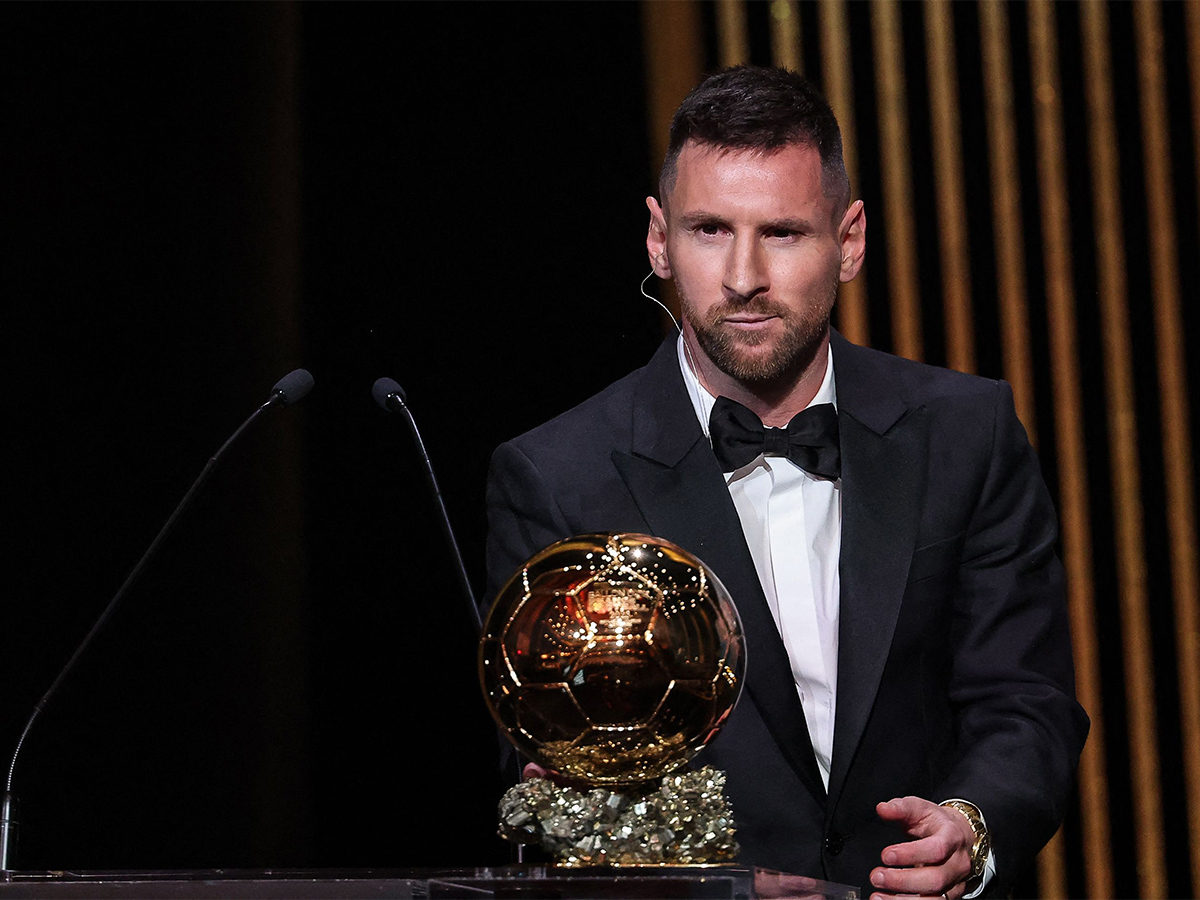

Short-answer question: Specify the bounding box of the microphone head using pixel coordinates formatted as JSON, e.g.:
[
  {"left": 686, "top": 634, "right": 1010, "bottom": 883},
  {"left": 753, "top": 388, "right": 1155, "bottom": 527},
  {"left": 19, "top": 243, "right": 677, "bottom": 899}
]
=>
[
  {"left": 372, "top": 376, "right": 406, "bottom": 410},
  {"left": 272, "top": 368, "right": 315, "bottom": 406}
]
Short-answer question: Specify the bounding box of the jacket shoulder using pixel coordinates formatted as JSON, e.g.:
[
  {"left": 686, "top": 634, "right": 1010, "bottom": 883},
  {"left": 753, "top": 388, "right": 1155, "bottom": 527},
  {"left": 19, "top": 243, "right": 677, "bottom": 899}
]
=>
[
  {"left": 835, "top": 337, "right": 1003, "bottom": 401},
  {"left": 833, "top": 337, "right": 1016, "bottom": 437}
]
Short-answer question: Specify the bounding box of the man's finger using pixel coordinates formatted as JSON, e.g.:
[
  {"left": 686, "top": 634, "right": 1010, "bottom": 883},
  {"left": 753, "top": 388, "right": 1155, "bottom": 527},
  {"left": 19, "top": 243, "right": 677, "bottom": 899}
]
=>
[
  {"left": 522, "top": 761, "right": 580, "bottom": 788},
  {"left": 880, "top": 833, "right": 961, "bottom": 868},
  {"left": 870, "top": 863, "right": 956, "bottom": 898},
  {"left": 876, "top": 795, "right": 938, "bottom": 826},
  {"left": 522, "top": 762, "right": 551, "bottom": 781}
]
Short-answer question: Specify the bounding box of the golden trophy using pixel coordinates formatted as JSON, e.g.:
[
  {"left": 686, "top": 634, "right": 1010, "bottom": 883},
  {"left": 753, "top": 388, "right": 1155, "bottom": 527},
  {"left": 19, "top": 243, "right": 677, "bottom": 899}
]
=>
[{"left": 479, "top": 533, "right": 746, "bottom": 866}]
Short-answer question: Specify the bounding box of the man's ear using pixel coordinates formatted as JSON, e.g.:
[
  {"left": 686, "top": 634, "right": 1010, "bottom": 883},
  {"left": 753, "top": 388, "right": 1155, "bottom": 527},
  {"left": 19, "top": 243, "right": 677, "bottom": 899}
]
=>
[
  {"left": 838, "top": 200, "right": 866, "bottom": 283},
  {"left": 646, "top": 197, "right": 672, "bottom": 278}
]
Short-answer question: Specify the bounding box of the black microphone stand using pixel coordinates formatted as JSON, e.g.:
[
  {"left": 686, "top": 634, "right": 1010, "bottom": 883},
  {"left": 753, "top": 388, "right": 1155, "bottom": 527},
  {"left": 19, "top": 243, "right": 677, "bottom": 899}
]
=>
[
  {"left": 373, "top": 378, "right": 481, "bottom": 634},
  {"left": 1, "top": 370, "right": 313, "bottom": 878}
]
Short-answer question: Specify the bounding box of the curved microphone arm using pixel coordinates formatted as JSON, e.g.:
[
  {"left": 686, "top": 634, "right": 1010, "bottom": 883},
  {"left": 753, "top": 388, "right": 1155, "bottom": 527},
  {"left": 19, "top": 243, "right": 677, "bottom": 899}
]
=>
[
  {"left": 373, "top": 377, "right": 482, "bottom": 634},
  {"left": 1, "top": 368, "right": 312, "bottom": 875}
]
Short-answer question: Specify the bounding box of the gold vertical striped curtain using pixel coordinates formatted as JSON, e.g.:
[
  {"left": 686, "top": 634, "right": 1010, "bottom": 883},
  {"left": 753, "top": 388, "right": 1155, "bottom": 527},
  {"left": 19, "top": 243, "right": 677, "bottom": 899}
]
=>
[{"left": 641, "top": 2, "right": 1200, "bottom": 897}]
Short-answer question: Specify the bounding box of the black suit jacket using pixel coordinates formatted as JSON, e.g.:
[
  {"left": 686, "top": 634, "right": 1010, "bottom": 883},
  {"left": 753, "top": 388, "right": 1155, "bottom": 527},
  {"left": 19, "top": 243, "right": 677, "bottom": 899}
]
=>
[{"left": 485, "top": 333, "right": 1088, "bottom": 892}]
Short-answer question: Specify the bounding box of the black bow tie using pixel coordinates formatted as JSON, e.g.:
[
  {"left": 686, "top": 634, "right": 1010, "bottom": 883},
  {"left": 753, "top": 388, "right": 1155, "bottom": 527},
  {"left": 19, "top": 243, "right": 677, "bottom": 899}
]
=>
[{"left": 708, "top": 395, "right": 840, "bottom": 479}]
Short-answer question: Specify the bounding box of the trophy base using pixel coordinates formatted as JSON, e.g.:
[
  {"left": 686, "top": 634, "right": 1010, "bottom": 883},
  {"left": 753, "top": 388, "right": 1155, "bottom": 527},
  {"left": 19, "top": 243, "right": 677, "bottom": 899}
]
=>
[{"left": 498, "top": 766, "right": 739, "bottom": 867}]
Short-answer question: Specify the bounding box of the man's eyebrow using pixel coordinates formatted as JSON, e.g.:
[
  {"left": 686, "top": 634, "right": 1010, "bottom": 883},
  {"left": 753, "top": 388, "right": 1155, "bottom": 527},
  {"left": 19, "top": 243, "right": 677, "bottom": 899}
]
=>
[
  {"left": 674, "top": 212, "right": 724, "bottom": 228},
  {"left": 672, "top": 212, "right": 817, "bottom": 232},
  {"left": 762, "top": 217, "right": 815, "bottom": 232}
]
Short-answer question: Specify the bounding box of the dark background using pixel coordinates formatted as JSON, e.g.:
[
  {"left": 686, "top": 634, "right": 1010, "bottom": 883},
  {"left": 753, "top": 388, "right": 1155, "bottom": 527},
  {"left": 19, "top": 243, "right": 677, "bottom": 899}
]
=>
[{"left": 2, "top": 2, "right": 662, "bottom": 869}]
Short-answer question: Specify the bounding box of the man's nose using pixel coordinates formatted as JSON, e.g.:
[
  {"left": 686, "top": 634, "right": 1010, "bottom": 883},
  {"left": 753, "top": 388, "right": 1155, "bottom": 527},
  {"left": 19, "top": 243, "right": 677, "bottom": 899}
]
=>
[{"left": 724, "top": 235, "right": 768, "bottom": 301}]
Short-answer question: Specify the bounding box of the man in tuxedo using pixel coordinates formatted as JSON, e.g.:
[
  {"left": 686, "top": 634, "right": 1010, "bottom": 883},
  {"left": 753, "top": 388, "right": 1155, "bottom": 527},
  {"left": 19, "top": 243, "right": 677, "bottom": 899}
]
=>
[{"left": 485, "top": 66, "right": 1087, "bottom": 898}]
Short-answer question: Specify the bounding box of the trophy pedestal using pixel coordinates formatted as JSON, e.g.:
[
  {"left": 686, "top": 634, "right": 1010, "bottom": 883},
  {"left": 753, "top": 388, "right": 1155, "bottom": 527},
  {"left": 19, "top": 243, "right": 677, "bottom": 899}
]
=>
[{"left": 499, "top": 769, "right": 739, "bottom": 866}]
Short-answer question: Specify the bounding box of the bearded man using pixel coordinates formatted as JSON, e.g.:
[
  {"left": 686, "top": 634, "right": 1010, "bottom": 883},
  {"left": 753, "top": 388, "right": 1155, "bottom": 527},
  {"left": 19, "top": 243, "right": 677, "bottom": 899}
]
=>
[{"left": 485, "top": 66, "right": 1087, "bottom": 899}]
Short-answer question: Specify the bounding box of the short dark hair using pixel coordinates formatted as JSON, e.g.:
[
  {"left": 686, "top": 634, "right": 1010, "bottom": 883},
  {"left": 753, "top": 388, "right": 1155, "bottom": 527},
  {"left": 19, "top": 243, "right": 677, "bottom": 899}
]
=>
[{"left": 659, "top": 65, "right": 850, "bottom": 211}]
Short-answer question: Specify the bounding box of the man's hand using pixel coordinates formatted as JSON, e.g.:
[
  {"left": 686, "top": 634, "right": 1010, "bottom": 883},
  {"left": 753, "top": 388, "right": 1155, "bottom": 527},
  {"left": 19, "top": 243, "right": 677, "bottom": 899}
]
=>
[{"left": 868, "top": 796, "right": 975, "bottom": 900}]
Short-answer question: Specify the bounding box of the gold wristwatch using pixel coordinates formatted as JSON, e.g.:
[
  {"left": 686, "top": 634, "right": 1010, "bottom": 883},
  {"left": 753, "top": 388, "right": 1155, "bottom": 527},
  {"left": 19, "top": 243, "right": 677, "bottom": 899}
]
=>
[{"left": 939, "top": 799, "right": 991, "bottom": 882}]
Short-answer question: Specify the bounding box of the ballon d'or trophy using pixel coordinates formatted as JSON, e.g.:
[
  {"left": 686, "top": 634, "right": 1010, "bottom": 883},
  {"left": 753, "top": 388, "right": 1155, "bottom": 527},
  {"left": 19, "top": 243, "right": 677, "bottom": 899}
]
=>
[{"left": 479, "top": 533, "right": 746, "bottom": 866}]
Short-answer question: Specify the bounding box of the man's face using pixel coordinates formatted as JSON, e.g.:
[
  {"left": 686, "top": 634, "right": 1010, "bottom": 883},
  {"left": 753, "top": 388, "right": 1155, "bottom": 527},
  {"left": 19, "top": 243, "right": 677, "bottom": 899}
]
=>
[{"left": 647, "top": 141, "right": 864, "bottom": 389}]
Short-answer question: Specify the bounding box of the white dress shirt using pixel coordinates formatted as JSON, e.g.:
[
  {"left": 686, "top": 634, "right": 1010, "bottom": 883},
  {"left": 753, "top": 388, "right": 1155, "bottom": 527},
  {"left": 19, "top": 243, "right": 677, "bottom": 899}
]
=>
[{"left": 678, "top": 336, "right": 841, "bottom": 789}]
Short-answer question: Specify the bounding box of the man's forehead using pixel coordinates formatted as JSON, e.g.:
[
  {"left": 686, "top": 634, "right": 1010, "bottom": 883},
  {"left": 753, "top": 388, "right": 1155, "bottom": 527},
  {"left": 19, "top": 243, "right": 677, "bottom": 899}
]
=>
[{"left": 667, "top": 140, "right": 828, "bottom": 212}]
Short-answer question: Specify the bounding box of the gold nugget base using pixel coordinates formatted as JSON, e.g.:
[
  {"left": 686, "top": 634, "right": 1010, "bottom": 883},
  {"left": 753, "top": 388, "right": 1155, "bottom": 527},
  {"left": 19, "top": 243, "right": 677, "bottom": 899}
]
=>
[{"left": 497, "top": 766, "right": 739, "bottom": 867}]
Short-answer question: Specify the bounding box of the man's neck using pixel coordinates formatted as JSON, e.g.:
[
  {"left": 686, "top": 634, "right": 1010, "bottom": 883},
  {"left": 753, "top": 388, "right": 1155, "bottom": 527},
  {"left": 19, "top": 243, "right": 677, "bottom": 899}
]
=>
[{"left": 683, "top": 330, "right": 831, "bottom": 427}]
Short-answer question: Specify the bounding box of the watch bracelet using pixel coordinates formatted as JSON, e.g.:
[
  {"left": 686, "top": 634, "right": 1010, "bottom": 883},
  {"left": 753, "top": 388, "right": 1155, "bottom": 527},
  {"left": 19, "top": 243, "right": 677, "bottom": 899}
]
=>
[{"left": 938, "top": 799, "right": 989, "bottom": 881}]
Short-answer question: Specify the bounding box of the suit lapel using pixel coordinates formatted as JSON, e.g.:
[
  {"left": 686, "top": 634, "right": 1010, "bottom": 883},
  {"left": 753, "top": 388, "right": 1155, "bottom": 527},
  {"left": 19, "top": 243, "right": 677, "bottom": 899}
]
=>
[
  {"left": 826, "top": 334, "right": 928, "bottom": 812},
  {"left": 610, "top": 339, "right": 828, "bottom": 804}
]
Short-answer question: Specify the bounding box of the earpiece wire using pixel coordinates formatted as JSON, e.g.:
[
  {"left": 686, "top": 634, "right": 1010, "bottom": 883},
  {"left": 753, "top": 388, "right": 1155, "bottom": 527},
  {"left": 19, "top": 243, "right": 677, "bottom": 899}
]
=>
[{"left": 640, "top": 270, "right": 703, "bottom": 385}]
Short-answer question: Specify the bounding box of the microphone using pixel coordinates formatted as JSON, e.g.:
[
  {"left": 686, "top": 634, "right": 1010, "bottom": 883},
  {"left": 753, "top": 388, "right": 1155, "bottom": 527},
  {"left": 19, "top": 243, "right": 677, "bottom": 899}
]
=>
[
  {"left": 270, "top": 368, "right": 315, "bottom": 407},
  {"left": 373, "top": 377, "right": 482, "bottom": 634},
  {"left": 0, "top": 368, "right": 314, "bottom": 878}
]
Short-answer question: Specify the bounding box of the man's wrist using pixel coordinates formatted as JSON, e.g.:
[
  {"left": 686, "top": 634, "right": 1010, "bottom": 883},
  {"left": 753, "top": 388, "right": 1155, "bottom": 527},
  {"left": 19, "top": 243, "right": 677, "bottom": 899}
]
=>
[{"left": 938, "top": 798, "right": 991, "bottom": 883}]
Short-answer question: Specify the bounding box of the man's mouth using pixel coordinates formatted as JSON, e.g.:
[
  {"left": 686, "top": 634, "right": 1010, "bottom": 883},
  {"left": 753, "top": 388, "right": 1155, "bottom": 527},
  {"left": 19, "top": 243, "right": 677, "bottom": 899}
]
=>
[{"left": 723, "top": 314, "right": 778, "bottom": 326}]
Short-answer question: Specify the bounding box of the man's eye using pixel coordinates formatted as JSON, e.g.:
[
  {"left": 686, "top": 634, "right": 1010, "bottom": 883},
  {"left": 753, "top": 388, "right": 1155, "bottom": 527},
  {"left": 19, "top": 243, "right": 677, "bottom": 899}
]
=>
[{"left": 698, "top": 223, "right": 722, "bottom": 235}]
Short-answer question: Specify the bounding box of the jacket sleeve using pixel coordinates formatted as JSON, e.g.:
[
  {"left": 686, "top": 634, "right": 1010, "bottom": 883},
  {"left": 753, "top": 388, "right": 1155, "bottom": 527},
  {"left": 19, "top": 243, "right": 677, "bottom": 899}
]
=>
[{"left": 938, "top": 381, "right": 1089, "bottom": 882}]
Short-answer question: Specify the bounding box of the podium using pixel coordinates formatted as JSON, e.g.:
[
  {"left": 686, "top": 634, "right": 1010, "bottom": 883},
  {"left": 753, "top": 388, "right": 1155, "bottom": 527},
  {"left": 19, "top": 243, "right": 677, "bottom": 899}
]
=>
[{"left": 0, "top": 866, "right": 859, "bottom": 899}]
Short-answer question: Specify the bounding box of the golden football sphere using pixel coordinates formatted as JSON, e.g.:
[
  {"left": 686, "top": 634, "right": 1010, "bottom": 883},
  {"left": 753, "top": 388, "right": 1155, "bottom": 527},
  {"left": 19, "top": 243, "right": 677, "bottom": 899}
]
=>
[{"left": 479, "top": 533, "right": 745, "bottom": 787}]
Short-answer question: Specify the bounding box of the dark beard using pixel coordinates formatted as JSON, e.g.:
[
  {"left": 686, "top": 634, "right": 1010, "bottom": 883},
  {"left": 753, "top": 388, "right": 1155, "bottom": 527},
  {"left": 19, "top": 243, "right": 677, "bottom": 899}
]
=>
[{"left": 686, "top": 290, "right": 835, "bottom": 389}]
